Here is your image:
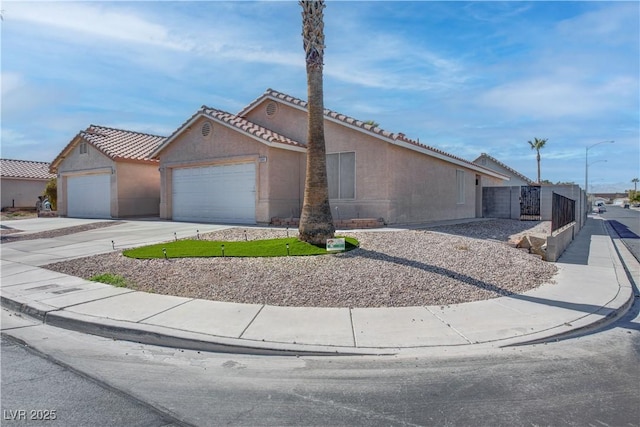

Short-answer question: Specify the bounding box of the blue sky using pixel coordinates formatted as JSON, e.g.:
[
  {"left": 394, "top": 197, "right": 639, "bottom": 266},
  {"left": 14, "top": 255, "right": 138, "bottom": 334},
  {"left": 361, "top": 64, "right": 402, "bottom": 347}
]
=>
[{"left": 2, "top": 1, "right": 638, "bottom": 192}]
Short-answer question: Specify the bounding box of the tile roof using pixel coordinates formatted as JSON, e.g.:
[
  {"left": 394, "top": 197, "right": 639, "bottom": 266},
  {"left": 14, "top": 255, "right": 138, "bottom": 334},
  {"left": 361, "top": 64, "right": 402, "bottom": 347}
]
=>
[
  {"left": 473, "top": 153, "right": 534, "bottom": 184},
  {"left": 0, "top": 159, "right": 56, "bottom": 180},
  {"left": 79, "top": 125, "right": 165, "bottom": 161},
  {"left": 51, "top": 125, "right": 165, "bottom": 172},
  {"left": 240, "top": 89, "right": 508, "bottom": 180},
  {"left": 201, "top": 107, "right": 304, "bottom": 148},
  {"left": 151, "top": 106, "right": 304, "bottom": 158},
  {"left": 239, "top": 88, "right": 395, "bottom": 139}
]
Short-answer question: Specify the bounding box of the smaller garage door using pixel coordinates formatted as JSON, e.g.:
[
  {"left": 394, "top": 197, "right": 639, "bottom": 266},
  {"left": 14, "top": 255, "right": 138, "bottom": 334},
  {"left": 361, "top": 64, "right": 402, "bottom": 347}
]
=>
[
  {"left": 67, "top": 174, "right": 111, "bottom": 218},
  {"left": 172, "top": 163, "right": 256, "bottom": 224}
]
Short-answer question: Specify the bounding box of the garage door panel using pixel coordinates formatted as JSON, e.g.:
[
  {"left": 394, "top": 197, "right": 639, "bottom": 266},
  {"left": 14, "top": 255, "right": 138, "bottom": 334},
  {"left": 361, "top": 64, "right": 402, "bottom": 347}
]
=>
[
  {"left": 67, "top": 174, "right": 111, "bottom": 219},
  {"left": 172, "top": 163, "right": 256, "bottom": 224}
]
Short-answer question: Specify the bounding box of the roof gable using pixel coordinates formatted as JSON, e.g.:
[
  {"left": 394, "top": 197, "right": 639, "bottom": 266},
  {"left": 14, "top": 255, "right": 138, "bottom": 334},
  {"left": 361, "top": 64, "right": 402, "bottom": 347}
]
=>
[
  {"left": 240, "top": 89, "right": 509, "bottom": 180},
  {"left": 0, "top": 159, "right": 56, "bottom": 180},
  {"left": 51, "top": 125, "right": 165, "bottom": 172},
  {"left": 150, "top": 106, "right": 305, "bottom": 158},
  {"left": 473, "top": 153, "right": 533, "bottom": 184}
]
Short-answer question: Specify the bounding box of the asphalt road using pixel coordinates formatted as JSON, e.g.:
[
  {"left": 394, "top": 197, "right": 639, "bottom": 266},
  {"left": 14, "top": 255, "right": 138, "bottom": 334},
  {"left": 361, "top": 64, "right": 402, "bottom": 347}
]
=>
[
  {"left": 2, "top": 302, "right": 638, "bottom": 427},
  {"left": 1, "top": 335, "right": 182, "bottom": 427},
  {"left": 600, "top": 205, "right": 640, "bottom": 262}
]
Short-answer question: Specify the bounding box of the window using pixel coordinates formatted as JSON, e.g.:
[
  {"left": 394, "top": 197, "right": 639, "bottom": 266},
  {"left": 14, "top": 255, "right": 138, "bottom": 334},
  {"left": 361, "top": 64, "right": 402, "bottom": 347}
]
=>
[
  {"left": 79, "top": 142, "right": 88, "bottom": 155},
  {"left": 327, "top": 152, "right": 355, "bottom": 199},
  {"left": 456, "top": 170, "right": 465, "bottom": 204}
]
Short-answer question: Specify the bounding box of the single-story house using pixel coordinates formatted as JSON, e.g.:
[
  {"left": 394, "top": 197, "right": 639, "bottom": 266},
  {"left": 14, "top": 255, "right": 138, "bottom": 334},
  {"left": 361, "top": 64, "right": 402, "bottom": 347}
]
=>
[
  {"left": 151, "top": 88, "right": 509, "bottom": 226},
  {"left": 50, "top": 125, "right": 165, "bottom": 219},
  {"left": 473, "top": 153, "right": 534, "bottom": 187},
  {"left": 0, "top": 159, "right": 56, "bottom": 210}
]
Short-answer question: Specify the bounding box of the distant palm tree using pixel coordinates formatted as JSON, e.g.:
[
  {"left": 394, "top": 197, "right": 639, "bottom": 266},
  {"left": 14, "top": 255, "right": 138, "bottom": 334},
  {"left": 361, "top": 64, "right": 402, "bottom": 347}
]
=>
[
  {"left": 527, "top": 137, "right": 548, "bottom": 184},
  {"left": 298, "top": 0, "right": 335, "bottom": 245},
  {"left": 632, "top": 178, "right": 639, "bottom": 192}
]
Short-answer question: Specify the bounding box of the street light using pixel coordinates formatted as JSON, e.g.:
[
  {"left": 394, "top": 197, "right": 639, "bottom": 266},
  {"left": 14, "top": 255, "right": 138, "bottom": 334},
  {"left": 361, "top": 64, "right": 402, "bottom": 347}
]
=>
[{"left": 585, "top": 140, "right": 614, "bottom": 197}]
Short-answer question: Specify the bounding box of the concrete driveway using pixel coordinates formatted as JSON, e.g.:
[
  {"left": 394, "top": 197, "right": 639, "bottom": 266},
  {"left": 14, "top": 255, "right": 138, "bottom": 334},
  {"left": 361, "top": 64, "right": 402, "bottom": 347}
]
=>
[{"left": 0, "top": 217, "right": 232, "bottom": 266}]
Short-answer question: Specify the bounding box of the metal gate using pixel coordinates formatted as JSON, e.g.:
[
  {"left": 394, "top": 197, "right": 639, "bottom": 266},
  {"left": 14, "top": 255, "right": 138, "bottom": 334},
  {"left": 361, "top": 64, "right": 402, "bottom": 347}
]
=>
[{"left": 520, "top": 186, "right": 541, "bottom": 221}]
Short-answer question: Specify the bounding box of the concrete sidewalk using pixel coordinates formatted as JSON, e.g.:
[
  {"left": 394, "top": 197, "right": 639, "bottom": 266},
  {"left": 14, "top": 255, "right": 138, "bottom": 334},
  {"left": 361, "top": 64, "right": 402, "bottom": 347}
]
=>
[{"left": 1, "top": 217, "right": 636, "bottom": 355}]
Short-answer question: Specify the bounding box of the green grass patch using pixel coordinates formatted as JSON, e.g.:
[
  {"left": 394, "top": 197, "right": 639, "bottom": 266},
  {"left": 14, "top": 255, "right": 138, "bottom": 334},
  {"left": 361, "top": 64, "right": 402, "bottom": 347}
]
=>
[
  {"left": 90, "top": 273, "right": 128, "bottom": 287},
  {"left": 123, "top": 237, "right": 359, "bottom": 259}
]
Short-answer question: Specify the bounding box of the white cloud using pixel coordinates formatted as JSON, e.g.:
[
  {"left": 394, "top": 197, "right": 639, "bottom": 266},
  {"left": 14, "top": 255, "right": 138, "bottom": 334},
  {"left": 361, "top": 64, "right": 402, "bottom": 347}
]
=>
[
  {"left": 5, "top": 2, "right": 191, "bottom": 51},
  {"left": 556, "top": 2, "right": 639, "bottom": 45},
  {"left": 1, "top": 72, "right": 25, "bottom": 96},
  {"left": 1, "top": 73, "right": 67, "bottom": 118},
  {"left": 478, "top": 76, "right": 632, "bottom": 119},
  {"left": 0, "top": 128, "right": 40, "bottom": 150}
]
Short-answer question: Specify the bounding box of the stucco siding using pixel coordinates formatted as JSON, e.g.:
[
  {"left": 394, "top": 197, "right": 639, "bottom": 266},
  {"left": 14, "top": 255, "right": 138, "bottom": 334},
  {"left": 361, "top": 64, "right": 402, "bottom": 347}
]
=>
[
  {"left": 57, "top": 141, "right": 114, "bottom": 174},
  {"left": 160, "top": 117, "right": 270, "bottom": 165},
  {"left": 263, "top": 147, "right": 304, "bottom": 220},
  {"left": 388, "top": 146, "right": 477, "bottom": 224},
  {"left": 324, "top": 121, "right": 392, "bottom": 220},
  {"left": 56, "top": 143, "right": 116, "bottom": 217},
  {"left": 115, "top": 162, "right": 160, "bottom": 217},
  {"left": 1, "top": 178, "right": 48, "bottom": 209},
  {"left": 476, "top": 157, "right": 530, "bottom": 187},
  {"left": 248, "top": 102, "right": 394, "bottom": 220},
  {"left": 245, "top": 100, "right": 307, "bottom": 144},
  {"left": 158, "top": 116, "right": 301, "bottom": 223},
  {"left": 540, "top": 184, "right": 584, "bottom": 224}
]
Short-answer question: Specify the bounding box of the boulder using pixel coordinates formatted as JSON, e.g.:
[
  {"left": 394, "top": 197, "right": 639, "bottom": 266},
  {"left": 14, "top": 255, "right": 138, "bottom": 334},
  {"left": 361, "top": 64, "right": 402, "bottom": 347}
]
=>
[{"left": 516, "top": 235, "right": 547, "bottom": 258}]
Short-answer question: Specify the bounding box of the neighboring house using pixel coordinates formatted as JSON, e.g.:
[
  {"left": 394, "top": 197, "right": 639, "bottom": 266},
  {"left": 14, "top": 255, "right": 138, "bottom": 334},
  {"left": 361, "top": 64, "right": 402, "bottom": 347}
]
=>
[
  {"left": 50, "top": 125, "right": 165, "bottom": 219},
  {"left": 0, "top": 159, "right": 56, "bottom": 210},
  {"left": 473, "top": 153, "right": 534, "bottom": 187},
  {"left": 151, "top": 89, "right": 508, "bottom": 226}
]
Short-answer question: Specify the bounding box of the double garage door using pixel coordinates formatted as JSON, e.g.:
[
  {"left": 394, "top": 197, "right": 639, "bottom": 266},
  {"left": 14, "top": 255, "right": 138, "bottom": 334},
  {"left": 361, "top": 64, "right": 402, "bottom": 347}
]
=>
[
  {"left": 67, "top": 174, "right": 111, "bottom": 219},
  {"left": 172, "top": 163, "right": 256, "bottom": 224}
]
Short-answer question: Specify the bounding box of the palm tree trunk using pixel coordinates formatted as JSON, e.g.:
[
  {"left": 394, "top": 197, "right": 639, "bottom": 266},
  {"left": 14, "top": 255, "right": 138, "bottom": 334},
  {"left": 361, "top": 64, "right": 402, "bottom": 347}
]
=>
[
  {"left": 536, "top": 151, "right": 541, "bottom": 183},
  {"left": 298, "top": 0, "right": 334, "bottom": 245}
]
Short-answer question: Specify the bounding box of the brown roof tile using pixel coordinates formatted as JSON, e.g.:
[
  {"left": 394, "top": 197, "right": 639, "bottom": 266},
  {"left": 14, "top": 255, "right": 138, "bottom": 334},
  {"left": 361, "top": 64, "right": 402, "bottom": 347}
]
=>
[
  {"left": 201, "top": 107, "right": 304, "bottom": 148},
  {"left": 79, "top": 125, "right": 165, "bottom": 161},
  {"left": 240, "top": 89, "right": 508, "bottom": 179},
  {"left": 239, "top": 88, "right": 395, "bottom": 139},
  {"left": 51, "top": 125, "right": 165, "bottom": 172},
  {"left": 0, "top": 159, "right": 56, "bottom": 180},
  {"left": 151, "top": 106, "right": 304, "bottom": 157}
]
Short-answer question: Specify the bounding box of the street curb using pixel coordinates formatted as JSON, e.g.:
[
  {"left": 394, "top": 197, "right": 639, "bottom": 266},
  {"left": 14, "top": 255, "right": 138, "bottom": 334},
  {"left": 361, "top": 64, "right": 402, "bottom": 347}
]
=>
[
  {"left": 0, "top": 296, "right": 394, "bottom": 357},
  {"left": 507, "top": 219, "right": 637, "bottom": 346},
  {"left": 2, "top": 217, "right": 636, "bottom": 356},
  {"left": 45, "top": 310, "right": 394, "bottom": 357}
]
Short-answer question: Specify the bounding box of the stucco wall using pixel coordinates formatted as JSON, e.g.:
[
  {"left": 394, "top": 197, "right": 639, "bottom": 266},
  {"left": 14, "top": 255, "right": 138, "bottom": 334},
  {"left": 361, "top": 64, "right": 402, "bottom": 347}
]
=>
[
  {"left": 475, "top": 158, "right": 530, "bottom": 187},
  {"left": 159, "top": 102, "right": 506, "bottom": 225},
  {"left": 157, "top": 116, "right": 302, "bottom": 223},
  {"left": 323, "top": 120, "right": 392, "bottom": 220},
  {"left": 1, "top": 178, "right": 49, "bottom": 209},
  {"left": 115, "top": 162, "right": 160, "bottom": 217},
  {"left": 245, "top": 99, "right": 307, "bottom": 144},
  {"left": 56, "top": 142, "right": 161, "bottom": 218},
  {"left": 56, "top": 142, "right": 115, "bottom": 217},
  {"left": 263, "top": 147, "right": 304, "bottom": 220},
  {"left": 247, "top": 97, "right": 504, "bottom": 225},
  {"left": 541, "top": 184, "right": 585, "bottom": 229},
  {"left": 482, "top": 184, "right": 585, "bottom": 230},
  {"left": 387, "top": 145, "right": 480, "bottom": 224}
]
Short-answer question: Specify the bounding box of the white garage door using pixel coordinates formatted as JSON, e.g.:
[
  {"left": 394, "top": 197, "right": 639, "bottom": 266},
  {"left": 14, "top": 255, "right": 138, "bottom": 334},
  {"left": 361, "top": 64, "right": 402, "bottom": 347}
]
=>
[
  {"left": 172, "top": 163, "right": 256, "bottom": 224},
  {"left": 67, "top": 174, "right": 111, "bottom": 218}
]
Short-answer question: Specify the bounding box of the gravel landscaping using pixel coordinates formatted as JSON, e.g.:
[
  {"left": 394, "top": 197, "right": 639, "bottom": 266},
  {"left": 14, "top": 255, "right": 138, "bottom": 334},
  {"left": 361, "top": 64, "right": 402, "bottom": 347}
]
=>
[{"left": 43, "top": 219, "right": 558, "bottom": 308}]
